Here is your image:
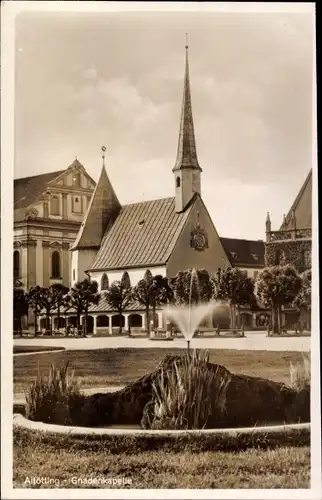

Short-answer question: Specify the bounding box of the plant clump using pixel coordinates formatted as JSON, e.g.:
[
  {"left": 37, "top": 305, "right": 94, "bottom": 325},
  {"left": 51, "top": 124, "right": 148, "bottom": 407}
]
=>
[
  {"left": 25, "top": 361, "right": 84, "bottom": 425},
  {"left": 289, "top": 353, "right": 310, "bottom": 392},
  {"left": 142, "top": 351, "right": 231, "bottom": 430}
]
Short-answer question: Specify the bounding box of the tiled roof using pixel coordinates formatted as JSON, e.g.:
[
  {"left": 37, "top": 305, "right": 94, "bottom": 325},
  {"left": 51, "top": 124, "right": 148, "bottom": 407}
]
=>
[
  {"left": 89, "top": 196, "right": 195, "bottom": 271},
  {"left": 41, "top": 295, "right": 145, "bottom": 315},
  {"left": 88, "top": 295, "right": 143, "bottom": 313},
  {"left": 14, "top": 170, "right": 65, "bottom": 209},
  {"left": 220, "top": 237, "right": 265, "bottom": 267}
]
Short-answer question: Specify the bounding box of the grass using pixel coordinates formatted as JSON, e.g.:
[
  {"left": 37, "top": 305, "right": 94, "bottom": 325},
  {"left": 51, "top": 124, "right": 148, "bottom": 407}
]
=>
[
  {"left": 13, "top": 346, "right": 65, "bottom": 354},
  {"left": 14, "top": 348, "right": 309, "bottom": 394},
  {"left": 13, "top": 427, "right": 310, "bottom": 489}
]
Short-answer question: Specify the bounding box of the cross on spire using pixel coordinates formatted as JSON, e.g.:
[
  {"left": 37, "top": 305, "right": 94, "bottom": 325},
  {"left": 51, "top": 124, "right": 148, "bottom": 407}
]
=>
[{"left": 101, "top": 146, "right": 106, "bottom": 167}]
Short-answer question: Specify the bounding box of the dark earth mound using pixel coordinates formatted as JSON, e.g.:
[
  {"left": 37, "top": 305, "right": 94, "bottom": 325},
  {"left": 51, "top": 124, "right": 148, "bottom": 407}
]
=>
[{"left": 70, "top": 355, "right": 309, "bottom": 429}]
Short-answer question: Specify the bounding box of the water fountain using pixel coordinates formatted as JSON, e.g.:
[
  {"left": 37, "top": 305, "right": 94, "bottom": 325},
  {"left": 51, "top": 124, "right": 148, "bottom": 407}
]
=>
[{"left": 164, "top": 268, "right": 216, "bottom": 351}]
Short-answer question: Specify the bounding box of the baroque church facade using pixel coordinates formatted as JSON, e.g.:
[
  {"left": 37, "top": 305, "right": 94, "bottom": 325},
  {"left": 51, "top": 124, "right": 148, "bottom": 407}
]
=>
[{"left": 14, "top": 160, "right": 96, "bottom": 291}]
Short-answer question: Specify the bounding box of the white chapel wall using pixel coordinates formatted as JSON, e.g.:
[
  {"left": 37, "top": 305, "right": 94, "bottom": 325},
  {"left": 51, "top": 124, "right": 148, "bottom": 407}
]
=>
[{"left": 90, "top": 266, "right": 166, "bottom": 291}]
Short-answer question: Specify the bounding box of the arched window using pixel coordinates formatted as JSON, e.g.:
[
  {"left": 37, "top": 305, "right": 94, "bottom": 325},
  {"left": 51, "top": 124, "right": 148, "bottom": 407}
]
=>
[
  {"left": 176, "top": 177, "right": 181, "bottom": 188},
  {"left": 101, "top": 273, "right": 109, "bottom": 291},
  {"left": 13, "top": 251, "right": 20, "bottom": 278},
  {"left": 50, "top": 195, "right": 60, "bottom": 215},
  {"left": 121, "top": 271, "right": 131, "bottom": 288},
  {"left": 51, "top": 251, "right": 61, "bottom": 278}
]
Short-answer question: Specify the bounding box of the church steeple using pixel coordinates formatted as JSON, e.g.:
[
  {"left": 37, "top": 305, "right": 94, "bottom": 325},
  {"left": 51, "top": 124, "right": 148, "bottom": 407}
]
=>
[
  {"left": 72, "top": 147, "right": 121, "bottom": 250},
  {"left": 173, "top": 37, "right": 202, "bottom": 213}
]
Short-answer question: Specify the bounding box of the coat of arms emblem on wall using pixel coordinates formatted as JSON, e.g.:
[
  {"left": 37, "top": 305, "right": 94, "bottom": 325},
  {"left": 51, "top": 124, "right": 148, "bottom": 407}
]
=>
[{"left": 190, "top": 212, "right": 208, "bottom": 251}]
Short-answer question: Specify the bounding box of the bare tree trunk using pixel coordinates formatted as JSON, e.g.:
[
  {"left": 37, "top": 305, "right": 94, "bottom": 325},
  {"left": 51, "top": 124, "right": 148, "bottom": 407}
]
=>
[
  {"left": 272, "top": 305, "right": 278, "bottom": 334},
  {"left": 237, "top": 305, "right": 240, "bottom": 329},
  {"left": 146, "top": 305, "right": 150, "bottom": 336},
  {"left": 152, "top": 302, "right": 156, "bottom": 331},
  {"left": 277, "top": 305, "right": 281, "bottom": 334},
  {"left": 84, "top": 307, "right": 88, "bottom": 337},
  {"left": 119, "top": 311, "right": 123, "bottom": 334},
  {"left": 76, "top": 312, "right": 80, "bottom": 336},
  {"left": 34, "top": 312, "right": 37, "bottom": 337},
  {"left": 230, "top": 303, "right": 236, "bottom": 330},
  {"left": 57, "top": 304, "right": 60, "bottom": 332}
]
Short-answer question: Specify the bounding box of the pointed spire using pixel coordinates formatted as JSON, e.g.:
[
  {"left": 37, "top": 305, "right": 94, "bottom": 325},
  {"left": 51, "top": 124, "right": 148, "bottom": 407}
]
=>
[
  {"left": 290, "top": 209, "right": 297, "bottom": 229},
  {"left": 72, "top": 148, "right": 121, "bottom": 250},
  {"left": 173, "top": 37, "right": 202, "bottom": 172},
  {"left": 265, "top": 212, "right": 271, "bottom": 234}
]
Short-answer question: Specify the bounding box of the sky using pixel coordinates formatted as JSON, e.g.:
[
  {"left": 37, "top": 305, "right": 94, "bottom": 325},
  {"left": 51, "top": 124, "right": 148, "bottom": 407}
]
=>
[{"left": 14, "top": 5, "right": 315, "bottom": 239}]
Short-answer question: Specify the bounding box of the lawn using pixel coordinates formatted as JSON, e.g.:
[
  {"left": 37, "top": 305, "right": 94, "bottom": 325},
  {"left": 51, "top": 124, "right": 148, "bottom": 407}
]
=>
[
  {"left": 13, "top": 348, "right": 308, "bottom": 394},
  {"left": 13, "top": 427, "right": 310, "bottom": 489}
]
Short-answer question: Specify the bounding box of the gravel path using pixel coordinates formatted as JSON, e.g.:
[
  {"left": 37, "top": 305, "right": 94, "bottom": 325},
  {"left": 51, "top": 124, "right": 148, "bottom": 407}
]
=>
[{"left": 13, "top": 332, "right": 310, "bottom": 353}]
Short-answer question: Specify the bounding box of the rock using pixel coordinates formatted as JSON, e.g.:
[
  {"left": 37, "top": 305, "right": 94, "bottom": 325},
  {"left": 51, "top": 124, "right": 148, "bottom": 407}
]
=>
[{"left": 78, "top": 355, "right": 310, "bottom": 429}]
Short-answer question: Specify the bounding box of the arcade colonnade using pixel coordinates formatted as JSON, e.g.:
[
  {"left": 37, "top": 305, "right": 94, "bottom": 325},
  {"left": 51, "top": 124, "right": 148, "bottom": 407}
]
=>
[{"left": 37, "top": 310, "right": 165, "bottom": 335}]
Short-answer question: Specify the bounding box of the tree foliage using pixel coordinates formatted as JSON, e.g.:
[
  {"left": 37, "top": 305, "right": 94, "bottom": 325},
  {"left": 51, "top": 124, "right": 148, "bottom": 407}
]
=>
[
  {"left": 132, "top": 270, "right": 154, "bottom": 334},
  {"left": 68, "top": 279, "right": 100, "bottom": 335},
  {"left": 170, "top": 269, "right": 212, "bottom": 306},
  {"left": 255, "top": 265, "right": 302, "bottom": 333},
  {"left": 27, "top": 286, "right": 49, "bottom": 336},
  {"left": 105, "top": 277, "right": 133, "bottom": 333},
  {"left": 13, "top": 288, "right": 28, "bottom": 335},
  {"left": 211, "top": 267, "right": 255, "bottom": 329},
  {"left": 293, "top": 269, "right": 311, "bottom": 311},
  {"left": 50, "top": 284, "right": 69, "bottom": 330}
]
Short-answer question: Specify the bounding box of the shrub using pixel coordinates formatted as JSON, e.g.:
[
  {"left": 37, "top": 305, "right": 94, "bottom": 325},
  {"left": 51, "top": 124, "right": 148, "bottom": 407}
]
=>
[
  {"left": 145, "top": 351, "right": 231, "bottom": 430},
  {"left": 25, "top": 361, "right": 84, "bottom": 425},
  {"left": 289, "top": 353, "right": 310, "bottom": 392}
]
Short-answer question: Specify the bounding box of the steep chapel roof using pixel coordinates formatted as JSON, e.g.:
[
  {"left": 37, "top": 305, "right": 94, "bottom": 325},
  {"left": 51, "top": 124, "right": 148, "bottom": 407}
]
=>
[{"left": 88, "top": 196, "right": 195, "bottom": 271}]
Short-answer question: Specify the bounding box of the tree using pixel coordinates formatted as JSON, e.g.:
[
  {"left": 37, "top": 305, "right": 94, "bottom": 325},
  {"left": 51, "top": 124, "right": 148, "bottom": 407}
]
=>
[
  {"left": 149, "top": 275, "right": 174, "bottom": 329},
  {"left": 255, "top": 265, "right": 302, "bottom": 334},
  {"left": 293, "top": 269, "right": 311, "bottom": 331},
  {"left": 211, "top": 267, "right": 255, "bottom": 330},
  {"left": 132, "top": 270, "right": 154, "bottom": 335},
  {"left": 50, "top": 284, "right": 69, "bottom": 331},
  {"left": 105, "top": 277, "right": 134, "bottom": 334},
  {"left": 68, "top": 279, "right": 99, "bottom": 336},
  {"left": 170, "top": 269, "right": 212, "bottom": 306},
  {"left": 27, "top": 286, "right": 46, "bottom": 336},
  {"left": 13, "top": 288, "right": 28, "bottom": 336},
  {"left": 39, "top": 287, "right": 56, "bottom": 335}
]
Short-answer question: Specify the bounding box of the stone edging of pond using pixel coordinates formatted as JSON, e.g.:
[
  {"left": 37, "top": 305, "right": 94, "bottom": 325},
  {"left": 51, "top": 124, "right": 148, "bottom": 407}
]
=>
[
  {"left": 13, "top": 349, "right": 66, "bottom": 357},
  {"left": 13, "top": 413, "right": 310, "bottom": 438}
]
